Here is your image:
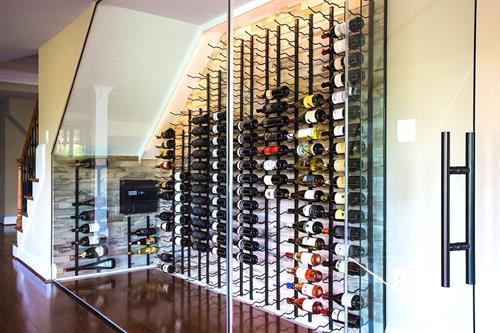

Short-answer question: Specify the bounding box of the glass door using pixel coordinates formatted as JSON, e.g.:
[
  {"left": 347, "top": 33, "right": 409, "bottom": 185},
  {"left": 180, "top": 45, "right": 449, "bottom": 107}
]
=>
[{"left": 386, "top": 1, "right": 475, "bottom": 332}]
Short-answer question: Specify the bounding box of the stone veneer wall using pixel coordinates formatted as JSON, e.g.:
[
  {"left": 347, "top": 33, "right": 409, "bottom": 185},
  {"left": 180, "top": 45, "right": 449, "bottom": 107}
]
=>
[{"left": 53, "top": 155, "right": 158, "bottom": 278}]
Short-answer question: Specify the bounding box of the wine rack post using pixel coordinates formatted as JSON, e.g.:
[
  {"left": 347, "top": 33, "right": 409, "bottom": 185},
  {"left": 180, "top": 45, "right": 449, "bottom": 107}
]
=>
[
  {"left": 327, "top": 5, "right": 335, "bottom": 331},
  {"left": 263, "top": 28, "right": 270, "bottom": 306},
  {"left": 181, "top": 130, "right": 186, "bottom": 274},
  {"left": 171, "top": 133, "right": 176, "bottom": 269},
  {"left": 146, "top": 215, "right": 151, "bottom": 265},
  {"left": 95, "top": 165, "right": 102, "bottom": 272},
  {"left": 248, "top": 35, "right": 255, "bottom": 301},
  {"left": 127, "top": 216, "right": 132, "bottom": 268},
  {"left": 238, "top": 39, "right": 244, "bottom": 296},
  {"left": 274, "top": 24, "right": 281, "bottom": 311},
  {"left": 187, "top": 108, "right": 192, "bottom": 277},
  {"left": 292, "top": 17, "right": 300, "bottom": 318},
  {"left": 73, "top": 164, "right": 80, "bottom": 276},
  {"left": 205, "top": 75, "right": 210, "bottom": 285},
  {"left": 216, "top": 70, "right": 222, "bottom": 289}
]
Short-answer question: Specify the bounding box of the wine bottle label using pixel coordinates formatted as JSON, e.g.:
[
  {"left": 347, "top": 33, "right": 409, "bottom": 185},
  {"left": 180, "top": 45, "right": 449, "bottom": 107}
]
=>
[
  {"left": 334, "top": 74, "right": 344, "bottom": 88},
  {"left": 333, "top": 243, "right": 346, "bottom": 256},
  {"left": 213, "top": 112, "right": 221, "bottom": 121},
  {"left": 211, "top": 186, "right": 219, "bottom": 194},
  {"left": 335, "top": 176, "right": 346, "bottom": 188},
  {"left": 87, "top": 236, "right": 100, "bottom": 245},
  {"left": 303, "top": 95, "right": 315, "bottom": 108},
  {"left": 341, "top": 293, "right": 355, "bottom": 307},
  {"left": 212, "top": 149, "right": 218, "bottom": 158},
  {"left": 335, "top": 260, "right": 346, "bottom": 272},
  {"left": 296, "top": 144, "right": 308, "bottom": 156},
  {"left": 303, "top": 190, "right": 316, "bottom": 200},
  {"left": 174, "top": 183, "right": 182, "bottom": 191},
  {"left": 174, "top": 172, "right": 182, "bottom": 181},
  {"left": 333, "top": 39, "right": 346, "bottom": 53},
  {"left": 174, "top": 215, "right": 182, "bottom": 224},
  {"left": 212, "top": 125, "right": 219, "bottom": 134},
  {"left": 301, "top": 237, "right": 318, "bottom": 246},
  {"left": 333, "top": 125, "right": 345, "bottom": 137},
  {"left": 333, "top": 159, "right": 345, "bottom": 172},
  {"left": 299, "top": 252, "right": 314, "bottom": 265},
  {"left": 211, "top": 247, "right": 220, "bottom": 256},
  {"left": 212, "top": 161, "right": 219, "bottom": 169},
  {"left": 211, "top": 223, "right": 219, "bottom": 231},
  {"left": 334, "top": 209, "right": 345, "bottom": 220},
  {"left": 295, "top": 267, "right": 309, "bottom": 280},
  {"left": 212, "top": 174, "right": 219, "bottom": 182},
  {"left": 88, "top": 223, "right": 100, "bottom": 233},
  {"left": 263, "top": 175, "right": 273, "bottom": 186},
  {"left": 211, "top": 210, "right": 219, "bottom": 218},
  {"left": 335, "top": 142, "right": 346, "bottom": 154},
  {"left": 161, "top": 264, "right": 170, "bottom": 273},
  {"left": 265, "top": 90, "right": 273, "bottom": 99},
  {"left": 334, "top": 192, "right": 346, "bottom": 204},
  {"left": 174, "top": 238, "right": 183, "bottom": 246},
  {"left": 174, "top": 193, "right": 182, "bottom": 202},
  {"left": 303, "top": 205, "right": 312, "bottom": 217},
  {"left": 94, "top": 246, "right": 105, "bottom": 257},
  {"left": 334, "top": 22, "right": 347, "bottom": 37},
  {"left": 332, "top": 108, "right": 344, "bottom": 121},
  {"left": 175, "top": 205, "right": 182, "bottom": 213},
  {"left": 331, "top": 91, "right": 347, "bottom": 104},
  {"left": 334, "top": 56, "right": 344, "bottom": 71},
  {"left": 211, "top": 197, "right": 219, "bottom": 206},
  {"left": 175, "top": 226, "right": 183, "bottom": 234},
  {"left": 303, "top": 221, "right": 317, "bottom": 234},
  {"left": 304, "top": 110, "right": 318, "bottom": 124},
  {"left": 296, "top": 127, "right": 315, "bottom": 139},
  {"left": 264, "top": 188, "right": 275, "bottom": 199},
  {"left": 331, "top": 309, "right": 345, "bottom": 321},
  {"left": 301, "top": 284, "right": 316, "bottom": 297},
  {"left": 301, "top": 299, "right": 316, "bottom": 312},
  {"left": 263, "top": 160, "right": 276, "bottom": 171}
]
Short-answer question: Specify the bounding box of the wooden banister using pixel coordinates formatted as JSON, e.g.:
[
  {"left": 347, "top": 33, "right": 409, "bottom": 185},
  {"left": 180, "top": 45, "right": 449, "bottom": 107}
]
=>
[{"left": 16, "top": 99, "right": 39, "bottom": 231}]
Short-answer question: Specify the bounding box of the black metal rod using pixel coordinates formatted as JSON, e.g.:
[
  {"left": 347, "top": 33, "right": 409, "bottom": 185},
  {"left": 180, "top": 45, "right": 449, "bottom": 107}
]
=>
[
  {"left": 146, "top": 215, "right": 151, "bottom": 265},
  {"left": 217, "top": 70, "right": 222, "bottom": 289},
  {"left": 181, "top": 130, "right": 186, "bottom": 274},
  {"left": 206, "top": 75, "right": 210, "bottom": 285},
  {"left": 127, "top": 216, "right": 132, "bottom": 268},
  {"left": 239, "top": 40, "right": 244, "bottom": 296},
  {"left": 327, "top": 6, "right": 334, "bottom": 329},
  {"left": 275, "top": 24, "right": 281, "bottom": 311},
  {"left": 293, "top": 17, "right": 300, "bottom": 319},
  {"left": 441, "top": 131, "right": 450, "bottom": 288},
  {"left": 74, "top": 165, "right": 80, "bottom": 276},
  {"left": 187, "top": 109, "right": 192, "bottom": 277},
  {"left": 465, "top": 132, "right": 475, "bottom": 285},
  {"left": 264, "top": 28, "right": 270, "bottom": 306}
]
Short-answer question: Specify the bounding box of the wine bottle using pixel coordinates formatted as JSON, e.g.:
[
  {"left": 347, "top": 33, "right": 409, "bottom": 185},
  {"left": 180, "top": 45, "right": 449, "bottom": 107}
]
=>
[
  {"left": 155, "top": 211, "right": 174, "bottom": 222},
  {"left": 321, "top": 308, "right": 361, "bottom": 328},
  {"left": 159, "top": 253, "right": 174, "bottom": 263},
  {"left": 236, "top": 160, "right": 258, "bottom": 171},
  {"left": 128, "top": 246, "right": 158, "bottom": 255},
  {"left": 191, "top": 218, "right": 210, "bottom": 229},
  {"left": 323, "top": 52, "right": 364, "bottom": 72},
  {"left": 212, "top": 111, "right": 226, "bottom": 122},
  {"left": 173, "top": 237, "right": 191, "bottom": 247},
  {"left": 192, "top": 241, "right": 210, "bottom": 252},
  {"left": 66, "top": 158, "right": 108, "bottom": 169},
  {"left": 331, "top": 242, "right": 366, "bottom": 257},
  {"left": 287, "top": 266, "right": 323, "bottom": 283},
  {"left": 331, "top": 191, "right": 366, "bottom": 205},
  {"left": 191, "top": 195, "right": 210, "bottom": 205},
  {"left": 159, "top": 263, "right": 182, "bottom": 274},
  {"left": 257, "top": 145, "right": 290, "bottom": 156},
  {"left": 291, "top": 220, "right": 324, "bottom": 234},
  {"left": 259, "top": 116, "right": 289, "bottom": 128},
  {"left": 322, "top": 259, "right": 366, "bottom": 276},
  {"left": 236, "top": 187, "right": 260, "bottom": 197},
  {"left": 332, "top": 158, "right": 365, "bottom": 172},
  {"left": 192, "top": 161, "right": 210, "bottom": 170},
  {"left": 211, "top": 185, "right": 225, "bottom": 195},
  {"left": 175, "top": 205, "right": 192, "bottom": 214},
  {"left": 236, "top": 239, "right": 260, "bottom": 251},
  {"left": 293, "top": 175, "right": 326, "bottom": 188},
  {"left": 154, "top": 140, "right": 175, "bottom": 149},
  {"left": 236, "top": 174, "right": 259, "bottom": 184},
  {"left": 257, "top": 101, "right": 290, "bottom": 114},
  {"left": 329, "top": 225, "right": 367, "bottom": 240},
  {"left": 211, "top": 209, "right": 226, "bottom": 220},
  {"left": 211, "top": 246, "right": 226, "bottom": 257},
  {"left": 129, "top": 236, "right": 158, "bottom": 246},
  {"left": 264, "top": 188, "right": 290, "bottom": 200},
  {"left": 288, "top": 236, "right": 327, "bottom": 251},
  {"left": 211, "top": 124, "right": 225, "bottom": 134},
  {"left": 192, "top": 206, "right": 209, "bottom": 217},
  {"left": 236, "top": 147, "right": 257, "bottom": 157},
  {"left": 192, "top": 113, "right": 210, "bottom": 125},
  {"left": 212, "top": 136, "right": 226, "bottom": 146},
  {"left": 325, "top": 69, "right": 366, "bottom": 89},
  {"left": 287, "top": 204, "right": 325, "bottom": 218},
  {"left": 174, "top": 226, "right": 191, "bottom": 237},
  {"left": 174, "top": 193, "right": 192, "bottom": 203},
  {"left": 259, "top": 86, "right": 290, "bottom": 99},
  {"left": 191, "top": 184, "right": 209, "bottom": 194},
  {"left": 331, "top": 86, "right": 361, "bottom": 105},
  {"left": 71, "top": 235, "right": 105, "bottom": 246},
  {"left": 236, "top": 213, "right": 259, "bottom": 224},
  {"left": 191, "top": 126, "right": 210, "bottom": 136},
  {"left": 212, "top": 234, "right": 226, "bottom": 244},
  {"left": 154, "top": 161, "right": 174, "bottom": 170},
  {"left": 174, "top": 215, "right": 191, "bottom": 225},
  {"left": 332, "top": 106, "right": 361, "bottom": 122},
  {"left": 321, "top": 16, "right": 364, "bottom": 39},
  {"left": 212, "top": 173, "right": 226, "bottom": 182},
  {"left": 70, "top": 210, "right": 108, "bottom": 221},
  {"left": 262, "top": 174, "right": 288, "bottom": 186},
  {"left": 191, "top": 230, "right": 210, "bottom": 241},
  {"left": 285, "top": 298, "right": 324, "bottom": 314},
  {"left": 70, "top": 245, "right": 108, "bottom": 260},
  {"left": 191, "top": 173, "right": 210, "bottom": 182},
  {"left": 155, "top": 128, "right": 175, "bottom": 139},
  {"left": 325, "top": 292, "right": 364, "bottom": 310},
  {"left": 294, "top": 126, "right": 328, "bottom": 141},
  {"left": 211, "top": 222, "right": 226, "bottom": 233},
  {"left": 332, "top": 140, "right": 365, "bottom": 155},
  {"left": 332, "top": 124, "right": 361, "bottom": 138},
  {"left": 192, "top": 138, "right": 210, "bottom": 147},
  {"left": 211, "top": 197, "right": 226, "bottom": 208},
  {"left": 158, "top": 191, "right": 174, "bottom": 201},
  {"left": 235, "top": 226, "right": 259, "bottom": 238},
  {"left": 295, "top": 93, "right": 325, "bottom": 109},
  {"left": 157, "top": 181, "right": 174, "bottom": 191},
  {"left": 237, "top": 133, "right": 261, "bottom": 144},
  {"left": 65, "top": 258, "right": 116, "bottom": 272},
  {"left": 236, "top": 120, "right": 258, "bottom": 131},
  {"left": 262, "top": 159, "right": 290, "bottom": 171},
  {"left": 235, "top": 252, "right": 258, "bottom": 265},
  {"left": 323, "top": 33, "right": 365, "bottom": 55},
  {"left": 192, "top": 149, "right": 210, "bottom": 159},
  {"left": 331, "top": 208, "right": 366, "bottom": 222},
  {"left": 292, "top": 157, "right": 325, "bottom": 172},
  {"left": 72, "top": 198, "right": 104, "bottom": 207},
  {"left": 130, "top": 227, "right": 157, "bottom": 236},
  {"left": 296, "top": 142, "right": 324, "bottom": 157},
  {"left": 71, "top": 222, "right": 100, "bottom": 233},
  {"left": 160, "top": 222, "right": 174, "bottom": 232},
  {"left": 284, "top": 251, "right": 322, "bottom": 266},
  {"left": 235, "top": 199, "right": 259, "bottom": 210},
  {"left": 286, "top": 282, "right": 324, "bottom": 298}
]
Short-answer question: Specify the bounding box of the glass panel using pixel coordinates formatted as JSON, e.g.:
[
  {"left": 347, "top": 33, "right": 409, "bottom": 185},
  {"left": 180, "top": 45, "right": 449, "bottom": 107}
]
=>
[
  {"left": 386, "top": 1, "right": 475, "bottom": 332},
  {"left": 52, "top": 0, "right": 229, "bottom": 331}
]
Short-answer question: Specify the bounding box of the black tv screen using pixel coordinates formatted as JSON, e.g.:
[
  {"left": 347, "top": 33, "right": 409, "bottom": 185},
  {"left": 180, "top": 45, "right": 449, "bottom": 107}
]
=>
[{"left": 119, "top": 179, "right": 158, "bottom": 215}]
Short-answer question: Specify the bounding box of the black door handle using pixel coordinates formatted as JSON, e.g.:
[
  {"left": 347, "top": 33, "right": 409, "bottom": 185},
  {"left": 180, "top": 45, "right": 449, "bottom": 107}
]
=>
[{"left": 441, "top": 132, "right": 475, "bottom": 288}]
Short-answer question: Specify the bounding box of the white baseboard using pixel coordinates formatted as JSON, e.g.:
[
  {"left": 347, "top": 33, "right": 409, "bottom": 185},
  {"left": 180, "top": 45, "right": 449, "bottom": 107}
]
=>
[{"left": 2, "top": 216, "right": 17, "bottom": 225}]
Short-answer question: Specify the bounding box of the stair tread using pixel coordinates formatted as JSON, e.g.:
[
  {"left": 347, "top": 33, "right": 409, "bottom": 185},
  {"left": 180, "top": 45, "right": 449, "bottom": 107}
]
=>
[
  {"left": 28, "top": 177, "right": 39, "bottom": 183},
  {"left": 23, "top": 195, "right": 33, "bottom": 200}
]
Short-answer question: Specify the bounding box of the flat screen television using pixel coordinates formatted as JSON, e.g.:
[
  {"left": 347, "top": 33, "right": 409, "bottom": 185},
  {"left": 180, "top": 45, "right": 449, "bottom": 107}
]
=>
[{"left": 119, "top": 179, "right": 158, "bottom": 215}]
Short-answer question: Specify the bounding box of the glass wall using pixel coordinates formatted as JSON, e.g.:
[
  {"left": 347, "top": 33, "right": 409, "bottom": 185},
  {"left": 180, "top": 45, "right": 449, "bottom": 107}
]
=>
[{"left": 51, "top": 0, "right": 385, "bottom": 332}]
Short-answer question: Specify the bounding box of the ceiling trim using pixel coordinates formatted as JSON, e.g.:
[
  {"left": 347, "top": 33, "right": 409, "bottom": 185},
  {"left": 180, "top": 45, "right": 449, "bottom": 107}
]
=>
[{"left": 0, "top": 69, "right": 38, "bottom": 86}]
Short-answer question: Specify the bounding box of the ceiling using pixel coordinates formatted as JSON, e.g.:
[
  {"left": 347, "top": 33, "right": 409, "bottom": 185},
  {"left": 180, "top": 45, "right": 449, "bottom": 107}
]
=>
[{"left": 0, "top": 0, "right": 95, "bottom": 62}]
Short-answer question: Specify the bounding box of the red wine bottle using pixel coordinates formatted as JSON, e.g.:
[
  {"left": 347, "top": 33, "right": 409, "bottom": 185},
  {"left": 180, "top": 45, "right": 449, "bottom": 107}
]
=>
[{"left": 259, "top": 86, "right": 290, "bottom": 99}]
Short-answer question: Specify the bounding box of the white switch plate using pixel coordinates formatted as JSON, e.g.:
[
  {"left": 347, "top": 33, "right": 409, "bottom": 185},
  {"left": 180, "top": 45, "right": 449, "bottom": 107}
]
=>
[{"left": 397, "top": 119, "right": 416, "bottom": 142}]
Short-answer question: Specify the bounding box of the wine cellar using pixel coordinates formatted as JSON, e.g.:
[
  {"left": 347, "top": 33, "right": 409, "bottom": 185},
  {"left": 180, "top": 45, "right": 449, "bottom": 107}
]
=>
[{"left": 50, "top": 0, "right": 385, "bottom": 332}]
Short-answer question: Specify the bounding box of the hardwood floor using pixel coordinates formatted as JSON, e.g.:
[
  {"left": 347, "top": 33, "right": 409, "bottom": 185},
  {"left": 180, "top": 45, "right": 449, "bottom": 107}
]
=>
[{"left": 0, "top": 225, "right": 116, "bottom": 333}]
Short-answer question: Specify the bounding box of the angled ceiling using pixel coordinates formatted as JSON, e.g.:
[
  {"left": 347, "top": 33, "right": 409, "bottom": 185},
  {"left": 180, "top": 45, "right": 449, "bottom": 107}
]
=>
[{"left": 0, "top": 0, "right": 95, "bottom": 62}]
